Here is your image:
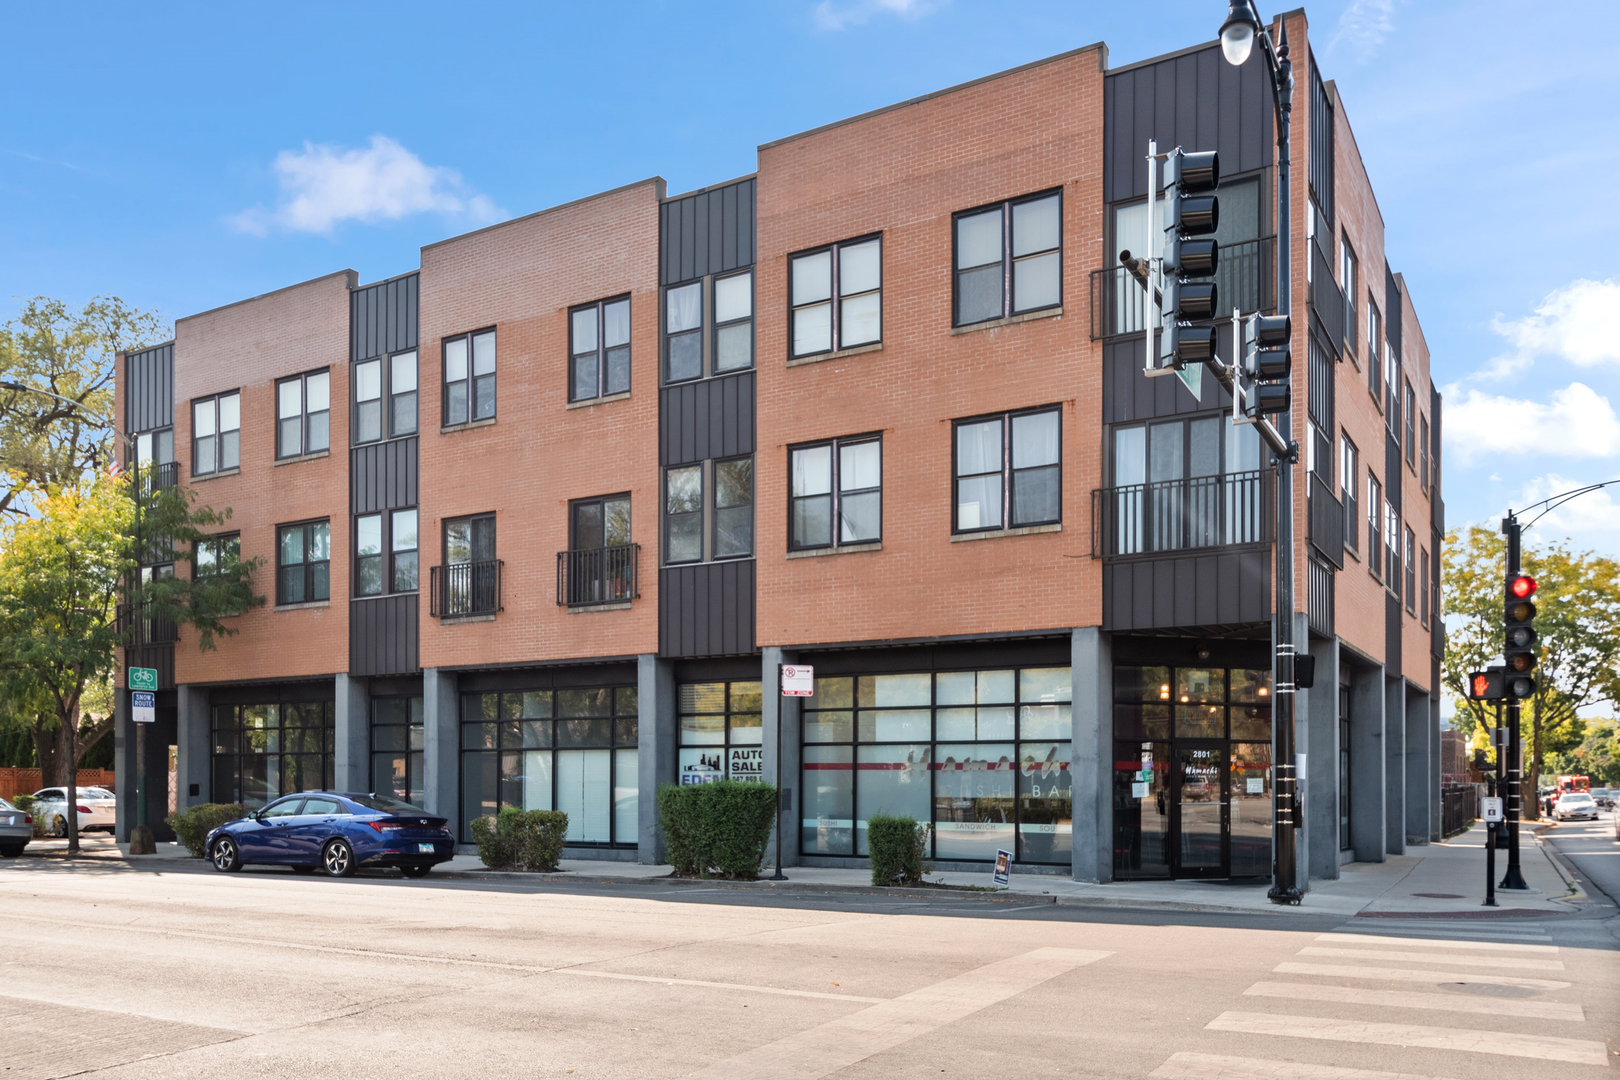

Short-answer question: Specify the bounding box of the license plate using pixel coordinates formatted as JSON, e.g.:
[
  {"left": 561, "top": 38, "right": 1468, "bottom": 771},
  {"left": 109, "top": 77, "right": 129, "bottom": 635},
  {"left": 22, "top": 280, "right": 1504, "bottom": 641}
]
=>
[{"left": 417, "top": 843, "right": 436, "bottom": 853}]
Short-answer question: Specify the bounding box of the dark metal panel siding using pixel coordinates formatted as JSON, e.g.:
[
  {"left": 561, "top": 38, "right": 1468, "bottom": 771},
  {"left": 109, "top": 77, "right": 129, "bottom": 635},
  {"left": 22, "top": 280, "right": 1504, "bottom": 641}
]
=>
[
  {"left": 126, "top": 643, "right": 175, "bottom": 689},
  {"left": 660, "top": 179, "right": 756, "bottom": 285},
  {"left": 351, "top": 273, "right": 420, "bottom": 361},
  {"left": 659, "top": 372, "right": 756, "bottom": 467},
  {"left": 350, "top": 594, "right": 419, "bottom": 676},
  {"left": 1309, "top": 58, "right": 1335, "bottom": 219},
  {"left": 658, "top": 561, "right": 756, "bottom": 657},
  {"left": 351, "top": 437, "right": 419, "bottom": 515},
  {"left": 1101, "top": 550, "right": 1271, "bottom": 631},
  {"left": 124, "top": 343, "right": 174, "bottom": 433},
  {"left": 1384, "top": 265, "right": 1402, "bottom": 360},
  {"left": 1101, "top": 338, "right": 1231, "bottom": 426}
]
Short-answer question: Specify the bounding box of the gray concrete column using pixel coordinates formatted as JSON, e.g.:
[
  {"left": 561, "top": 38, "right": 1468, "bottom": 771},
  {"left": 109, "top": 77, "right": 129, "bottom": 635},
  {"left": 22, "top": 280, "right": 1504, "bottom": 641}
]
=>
[
  {"left": 761, "top": 648, "right": 802, "bottom": 870},
  {"left": 1071, "top": 627, "right": 1111, "bottom": 884},
  {"left": 637, "top": 654, "right": 676, "bottom": 864},
  {"left": 1349, "top": 662, "right": 1385, "bottom": 863},
  {"left": 422, "top": 668, "right": 459, "bottom": 828},
  {"left": 1429, "top": 694, "right": 1443, "bottom": 842},
  {"left": 114, "top": 688, "right": 132, "bottom": 842},
  {"left": 1384, "top": 676, "right": 1406, "bottom": 856},
  {"left": 1404, "top": 684, "right": 1432, "bottom": 846},
  {"left": 1303, "top": 634, "right": 1341, "bottom": 882},
  {"left": 175, "top": 685, "right": 211, "bottom": 811},
  {"left": 333, "top": 674, "right": 370, "bottom": 793}
]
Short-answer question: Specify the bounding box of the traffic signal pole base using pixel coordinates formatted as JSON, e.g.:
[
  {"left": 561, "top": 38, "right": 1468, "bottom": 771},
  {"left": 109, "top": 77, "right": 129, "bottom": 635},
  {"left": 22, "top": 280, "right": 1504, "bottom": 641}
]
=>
[
  {"left": 1266, "top": 885, "right": 1303, "bottom": 905},
  {"left": 1500, "top": 866, "right": 1529, "bottom": 890},
  {"left": 128, "top": 825, "right": 156, "bottom": 856}
]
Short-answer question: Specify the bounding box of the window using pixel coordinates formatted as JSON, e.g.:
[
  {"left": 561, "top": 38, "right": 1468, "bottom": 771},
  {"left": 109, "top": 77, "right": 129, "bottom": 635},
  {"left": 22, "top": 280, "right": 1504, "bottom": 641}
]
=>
[
  {"left": 665, "top": 282, "right": 703, "bottom": 383},
  {"left": 438, "top": 513, "right": 497, "bottom": 617},
  {"left": 1404, "top": 526, "right": 1416, "bottom": 613},
  {"left": 354, "top": 351, "right": 418, "bottom": 443},
  {"left": 1420, "top": 546, "right": 1431, "bottom": 627},
  {"left": 664, "top": 271, "right": 755, "bottom": 383},
  {"left": 713, "top": 272, "right": 753, "bottom": 372},
  {"left": 954, "top": 408, "right": 1061, "bottom": 533},
  {"left": 713, "top": 458, "right": 753, "bottom": 559},
  {"left": 195, "top": 534, "right": 240, "bottom": 578},
  {"left": 1341, "top": 237, "right": 1359, "bottom": 360},
  {"left": 680, "top": 681, "right": 765, "bottom": 784},
  {"left": 789, "top": 436, "right": 881, "bottom": 550},
  {"left": 191, "top": 392, "right": 240, "bottom": 476},
  {"left": 1420, "top": 416, "right": 1431, "bottom": 494},
  {"left": 1340, "top": 434, "right": 1359, "bottom": 554},
  {"left": 954, "top": 191, "right": 1061, "bottom": 326},
  {"left": 460, "top": 686, "right": 638, "bottom": 844},
  {"left": 1367, "top": 474, "right": 1382, "bottom": 579},
  {"left": 276, "top": 370, "right": 330, "bottom": 459},
  {"left": 135, "top": 427, "right": 175, "bottom": 489},
  {"left": 571, "top": 495, "right": 631, "bottom": 552},
  {"left": 444, "top": 330, "right": 496, "bottom": 426},
  {"left": 355, "top": 509, "right": 418, "bottom": 596},
  {"left": 1404, "top": 382, "right": 1417, "bottom": 466},
  {"left": 211, "top": 701, "right": 334, "bottom": 807},
  {"left": 1386, "top": 344, "right": 1401, "bottom": 423},
  {"left": 665, "top": 465, "right": 702, "bottom": 564},
  {"left": 570, "top": 297, "right": 631, "bottom": 402},
  {"left": 790, "top": 237, "right": 881, "bottom": 358},
  {"left": 1339, "top": 686, "right": 1352, "bottom": 851},
  {"left": 565, "top": 495, "right": 633, "bottom": 606},
  {"left": 1385, "top": 500, "right": 1400, "bottom": 596},
  {"left": 277, "top": 521, "right": 330, "bottom": 604},
  {"left": 1367, "top": 300, "right": 1382, "bottom": 406},
  {"left": 371, "top": 697, "right": 423, "bottom": 805},
  {"left": 138, "top": 562, "right": 176, "bottom": 644}
]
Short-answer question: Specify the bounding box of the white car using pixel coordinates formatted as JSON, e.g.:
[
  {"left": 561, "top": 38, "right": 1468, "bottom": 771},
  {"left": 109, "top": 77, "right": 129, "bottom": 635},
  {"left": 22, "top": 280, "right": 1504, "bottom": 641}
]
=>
[
  {"left": 1553, "top": 792, "right": 1599, "bottom": 822},
  {"left": 31, "top": 786, "right": 117, "bottom": 837}
]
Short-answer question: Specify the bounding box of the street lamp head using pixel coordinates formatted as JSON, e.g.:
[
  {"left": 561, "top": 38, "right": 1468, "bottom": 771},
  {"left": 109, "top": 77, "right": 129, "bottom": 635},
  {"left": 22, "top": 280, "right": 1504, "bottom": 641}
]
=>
[{"left": 1220, "top": 0, "right": 1261, "bottom": 66}]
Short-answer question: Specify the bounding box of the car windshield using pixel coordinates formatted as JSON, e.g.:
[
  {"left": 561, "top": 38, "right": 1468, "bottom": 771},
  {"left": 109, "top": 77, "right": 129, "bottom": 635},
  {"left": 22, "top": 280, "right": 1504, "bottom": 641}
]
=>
[
  {"left": 79, "top": 788, "right": 114, "bottom": 800},
  {"left": 0, "top": 798, "right": 14, "bottom": 811},
  {"left": 1561, "top": 794, "right": 1593, "bottom": 804},
  {"left": 346, "top": 794, "right": 428, "bottom": 814}
]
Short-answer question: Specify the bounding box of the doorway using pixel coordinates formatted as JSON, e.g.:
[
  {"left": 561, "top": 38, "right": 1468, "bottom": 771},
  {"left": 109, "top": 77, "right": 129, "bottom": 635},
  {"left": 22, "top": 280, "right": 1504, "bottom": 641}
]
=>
[{"left": 1173, "top": 743, "right": 1227, "bottom": 877}]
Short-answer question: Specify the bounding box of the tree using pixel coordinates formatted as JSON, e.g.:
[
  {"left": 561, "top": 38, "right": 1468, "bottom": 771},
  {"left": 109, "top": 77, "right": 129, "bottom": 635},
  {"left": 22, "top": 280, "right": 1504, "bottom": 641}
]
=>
[
  {"left": 1442, "top": 525, "right": 1620, "bottom": 817},
  {"left": 1546, "top": 719, "right": 1620, "bottom": 787},
  {"left": 0, "top": 297, "right": 166, "bottom": 517}
]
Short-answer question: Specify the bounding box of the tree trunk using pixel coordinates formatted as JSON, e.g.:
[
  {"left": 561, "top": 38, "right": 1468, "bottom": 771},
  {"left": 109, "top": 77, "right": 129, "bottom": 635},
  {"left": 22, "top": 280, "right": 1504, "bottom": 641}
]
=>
[
  {"left": 75, "top": 713, "right": 112, "bottom": 766},
  {"left": 31, "top": 716, "right": 62, "bottom": 788}
]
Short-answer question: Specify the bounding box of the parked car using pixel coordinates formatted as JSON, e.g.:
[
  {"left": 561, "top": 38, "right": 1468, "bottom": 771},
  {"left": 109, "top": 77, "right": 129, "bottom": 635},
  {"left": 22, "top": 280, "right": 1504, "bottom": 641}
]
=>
[
  {"left": 205, "top": 792, "right": 454, "bottom": 877},
  {"left": 1590, "top": 787, "right": 1614, "bottom": 811},
  {"left": 31, "top": 786, "right": 117, "bottom": 837},
  {"left": 1552, "top": 792, "right": 1598, "bottom": 822},
  {"left": 0, "top": 797, "right": 32, "bottom": 857}
]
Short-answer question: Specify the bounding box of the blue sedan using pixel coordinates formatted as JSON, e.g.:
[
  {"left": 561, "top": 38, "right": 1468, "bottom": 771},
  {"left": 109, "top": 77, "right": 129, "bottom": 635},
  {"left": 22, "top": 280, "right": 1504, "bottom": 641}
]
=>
[{"left": 205, "top": 792, "right": 455, "bottom": 878}]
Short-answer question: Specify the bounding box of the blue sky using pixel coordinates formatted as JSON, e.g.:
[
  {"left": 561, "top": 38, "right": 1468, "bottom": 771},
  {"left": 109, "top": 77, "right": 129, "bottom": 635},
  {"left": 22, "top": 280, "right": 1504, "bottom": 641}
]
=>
[{"left": 4, "top": 1, "right": 1618, "bottom": 555}]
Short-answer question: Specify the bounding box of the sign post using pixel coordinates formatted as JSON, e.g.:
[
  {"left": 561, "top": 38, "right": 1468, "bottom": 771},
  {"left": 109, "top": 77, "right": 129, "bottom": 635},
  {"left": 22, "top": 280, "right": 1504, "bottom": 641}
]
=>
[
  {"left": 773, "top": 665, "right": 813, "bottom": 883},
  {"left": 127, "top": 667, "right": 159, "bottom": 848}
]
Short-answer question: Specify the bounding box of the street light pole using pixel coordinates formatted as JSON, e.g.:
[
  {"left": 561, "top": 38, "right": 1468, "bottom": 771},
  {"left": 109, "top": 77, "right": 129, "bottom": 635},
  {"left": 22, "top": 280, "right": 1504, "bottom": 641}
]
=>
[{"left": 1220, "top": 1, "right": 1301, "bottom": 905}]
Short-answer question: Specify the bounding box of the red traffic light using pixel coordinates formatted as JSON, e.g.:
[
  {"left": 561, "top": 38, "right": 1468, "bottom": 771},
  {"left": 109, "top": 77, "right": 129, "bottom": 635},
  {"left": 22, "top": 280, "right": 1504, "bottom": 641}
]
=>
[{"left": 1510, "top": 575, "right": 1536, "bottom": 599}]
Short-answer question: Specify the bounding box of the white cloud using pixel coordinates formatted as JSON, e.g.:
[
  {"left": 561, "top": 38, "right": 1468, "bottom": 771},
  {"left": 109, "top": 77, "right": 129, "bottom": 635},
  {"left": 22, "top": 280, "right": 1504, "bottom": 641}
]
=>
[
  {"left": 230, "top": 135, "right": 502, "bottom": 236},
  {"left": 1483, "top": 278, "right": 1620, "bottom": 378},
  {"left": 813, "top": 0, "right": 936, "bottom": 32},
  {"left": 1327, "top": 0, "right": 1396, "bottom": 62},
  {"left": 1444, "top": 382, "right": 1620, "bottom": 464}
]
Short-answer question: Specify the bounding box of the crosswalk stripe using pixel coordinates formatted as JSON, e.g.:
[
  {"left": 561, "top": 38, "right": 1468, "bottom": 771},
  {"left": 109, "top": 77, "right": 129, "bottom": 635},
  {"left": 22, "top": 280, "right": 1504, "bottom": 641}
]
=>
[
  {"left": 1243, "top": 980, "right": 1585, "bottom": 1021},
  {"left": 1298, "top": 946, "right": 1564, "bottom": 971},
  {"left": 1274, "top": 961, "right": 1570, "bottom": 991},
  {"left": 1317, "top": 933, "right": 1556, "bottom": 954},
  {"left": 1149, "top": 1051, "right": 1454, "bottom": 1080},
  {"left": 1206, "top": 1010, "right": 1607, "bottom": 1065},
  {"left": 1344, "top": 922, "right": 1548, "bottom": 937}
]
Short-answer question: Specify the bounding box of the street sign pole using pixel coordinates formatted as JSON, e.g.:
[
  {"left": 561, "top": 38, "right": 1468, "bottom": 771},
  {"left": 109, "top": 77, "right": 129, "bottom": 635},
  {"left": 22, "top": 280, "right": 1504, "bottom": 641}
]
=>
[
  {"left": 772, "top": 669, "right": 787, "bottom": 883},
  {"left": 128, "top": 668, "right": 159, "bottom": 841}
]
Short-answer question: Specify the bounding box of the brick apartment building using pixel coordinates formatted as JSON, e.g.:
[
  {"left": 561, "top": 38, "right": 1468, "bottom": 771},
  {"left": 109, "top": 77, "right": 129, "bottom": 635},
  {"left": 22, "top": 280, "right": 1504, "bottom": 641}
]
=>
[{"left": 116, "top": 9, "right": 1443, "bottom": 886}]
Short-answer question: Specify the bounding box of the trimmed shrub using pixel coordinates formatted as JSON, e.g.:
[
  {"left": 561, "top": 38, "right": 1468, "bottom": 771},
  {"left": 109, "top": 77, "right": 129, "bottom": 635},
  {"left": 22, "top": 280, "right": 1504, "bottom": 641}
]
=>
[
  {"left": 166, "top": 803, "right": 249, "bottom": 858},
  {"left": 657, "top": 780, "right": 778, "bottom": 880},
  {"left": 14, "top": 796, "right": 46, "bottom": 838},
  {"left": 867, "top": 815, "right": 931, "bottom": 886},
  {"left": 471, "top": 807, "right": 569, "bottom": 871}
]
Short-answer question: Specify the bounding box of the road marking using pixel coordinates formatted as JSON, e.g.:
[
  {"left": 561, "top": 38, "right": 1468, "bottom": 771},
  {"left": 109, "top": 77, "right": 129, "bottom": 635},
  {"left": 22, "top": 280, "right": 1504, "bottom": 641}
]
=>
[
  {"left": 556, "top": 969, "right": 885, "bottom": 1003},
  {"left": 1149, "top": 1051, "right": 1456, "bottom": 1080},
  {"left": 1298, "top": 946, "right": 1564, "bottom": 971},
  {"left": 1243, "top": 980, "right": 1585, "bottom": 1021},
  {"left": 1206, "top": 1010, "right": 1608, "bottom": 1066},
  {"left": 691, "top": 947, "right": 1111, "bottom": 1079},
  {"left": 1318, "top": 932, "right": 1556, "bottom": 953},
  {"left": 1274, "top": 962, "right": 1570, "bottom": 991}
]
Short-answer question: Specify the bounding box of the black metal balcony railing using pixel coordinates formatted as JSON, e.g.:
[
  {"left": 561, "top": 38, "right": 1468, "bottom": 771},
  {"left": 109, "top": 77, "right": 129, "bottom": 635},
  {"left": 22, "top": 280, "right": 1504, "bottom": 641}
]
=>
[
  {"left": 1091, "top": 469, "right": 1274, "bottom": 558},
  {"left": 1089, "top": 237, "right": 1274, "bottom": 340},
  {"left": 1309, "top": 243, "right": 1345, "bottom": 355},
  {"left": 430, "top": 559, "right": 503, "bottom": 618},
  {"left": 557, "top": 543, "right": 639, "bottom": 607},
  {"left": 1307, "top": 554, "right": 1335, "bottom": 639},
  {"left": 1307, "top": 477, "right": 1346, "bottom": 570}
]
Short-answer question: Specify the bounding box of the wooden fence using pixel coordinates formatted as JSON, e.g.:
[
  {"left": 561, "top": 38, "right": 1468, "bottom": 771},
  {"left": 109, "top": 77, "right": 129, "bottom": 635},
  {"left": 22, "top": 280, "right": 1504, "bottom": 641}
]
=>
[{"left": 0, "top": 768, "right": 116, "bottom": 801}]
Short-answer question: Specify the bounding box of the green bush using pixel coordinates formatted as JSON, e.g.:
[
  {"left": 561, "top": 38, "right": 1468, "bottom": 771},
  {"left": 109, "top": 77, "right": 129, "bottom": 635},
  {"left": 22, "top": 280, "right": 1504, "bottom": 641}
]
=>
[
  {"left": 471, "top": 807, "right": 569, "bottom": 871},
  {"left": 13, "top": 795, "right": 46, "bottom": 838},
  {"left": 656, "top": 780, "right": 778, "bottom": 880},
  {"left": 166, "top": 803, "right": 249, "bottom": 858},
  {"left": 867, "top": 815, "right": 932, "bottom": 886}
]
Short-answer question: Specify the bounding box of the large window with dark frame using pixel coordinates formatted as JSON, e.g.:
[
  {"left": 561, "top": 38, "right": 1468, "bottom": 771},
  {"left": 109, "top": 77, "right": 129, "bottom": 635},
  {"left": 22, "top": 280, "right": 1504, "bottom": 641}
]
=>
[
  {"left": 663, "top": 271, "right": 754, "bottom": 384},
  {"left": 566, "top": 494, "right": 634, "bottom": 606},
  {"left": 1340, "top": 433, "right": 1359, "bottom": 554},
  {"left": 371, "top": 696, "right": 424, "bottom": 805},
  {"left": 679, "top": 681, "right": 764, "bottom": 784},
  {"left": 440, "top": 513, "right": 497, "bottom": 617},
  {"left": 191, "top": 391, "right": 240, "bottom": 476},
  {"left": 1367, "top": 299, "right": 1382, "bottom": 406},
  {"left": 664, "top": 458, "right": 753, "bottom": 565},
  {"left": 443, "top": 329, "right": 496, "bottom": 426},
  {"left": 1404, "top": 526, "right": 1417, "bottom": 614},
  {"left": 1420, "top": 545, "right": 1431, "bottom": 628},
  {"left": 789, "top": 435, "right": 881, "bottom": 550},
  {"left": 211, "top": 700, "right": 334, "bottom": 808},
  {"left": 276, "top": 369, "right": 330, "bottom": 459},
  {"left": 569, "top": 296, "right": 631, "bottom": 402},
  {"left": 354, "top": 350, "right": 417, "bottom": 443},
  {"left": 953, "top": 407, "right": 1060, "bottom": 534},
  {"left": 355, "top": 508, "right": 419, "bottom": 596},
  {"left": 1341, "top": 235, "right": 1359, "bottom": 359},
  {"left": 276, "top": 520, "right": 330, "bottom": 605},
  {"left": 195, "top": 533, "right": 240, "bottom": 579},
  {"left": 790, "top": 236, "right": 881, "bottom": 358},
  {"left": 1404, "top": 381, "right": 1417, "bottom": 466},
  {"left": 1420, "top": 416, "right": 1431, "bottom": 494},
  {"left": 1367, "top": 474, "right": 1383, "bottom": 580},
  {"left": 953, "top": 191, "right": 1061, "bottom": 327},
  {"left": 1385, "top": 500, "right": 1400, "bottom": 596}
]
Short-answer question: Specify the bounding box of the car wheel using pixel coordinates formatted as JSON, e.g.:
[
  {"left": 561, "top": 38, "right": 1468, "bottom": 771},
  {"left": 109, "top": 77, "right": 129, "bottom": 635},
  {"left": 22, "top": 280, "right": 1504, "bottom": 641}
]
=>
[
  {"left": 211, "top": 836, "right": 242, "bottom": 873},
  {"left": 52, "top": 816, "right": 67, "bottom": 839},
  {"left": 401, "top": 864, "right": 431, "bottom": 879},
  {"left": 322, "top": 839, "right": 356, "bottom": 878}
]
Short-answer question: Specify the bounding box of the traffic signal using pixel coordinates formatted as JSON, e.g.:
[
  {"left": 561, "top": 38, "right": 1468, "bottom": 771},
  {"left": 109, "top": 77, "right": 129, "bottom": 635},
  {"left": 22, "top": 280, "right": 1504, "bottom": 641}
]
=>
[
  {"left": 1236, "top": 314, "right": 1292, "bottom": 417},
  {"left": 1466, "top": 668, "right": 1504, "bottom": 701},
  {"left": 1504, "top": 575, "right": 1538, "bottom": 699},
  {"left": 1159, "top": 149, "right": 1220, "bottom": 369}
]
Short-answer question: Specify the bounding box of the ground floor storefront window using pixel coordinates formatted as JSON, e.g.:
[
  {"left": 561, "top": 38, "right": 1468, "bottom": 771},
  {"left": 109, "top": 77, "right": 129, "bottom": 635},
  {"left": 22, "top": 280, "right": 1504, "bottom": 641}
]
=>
[
  {"left": 1112, "top": 664, "right": 1271, "bottom": 879},
  {"left": 211, "top": 701, "right": 334, "bottom": 807},
  {"left": 800, "top": 666, "right": 1072, "bottom": 865},
  {"left": 679, "top": 681, "right": 764, "bottom": 783},
  {"left": 371, "top": 696, "right": 424, "bottom": 804},
  {"left": 459, "top": 687, "right": 638, "bottom": 846}
]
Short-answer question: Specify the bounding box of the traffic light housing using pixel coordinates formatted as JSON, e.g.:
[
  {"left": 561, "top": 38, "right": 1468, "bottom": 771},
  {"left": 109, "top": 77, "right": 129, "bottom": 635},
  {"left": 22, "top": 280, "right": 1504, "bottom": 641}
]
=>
[
  {"left": 1504, "top": 574, "right": 1538, "bottom": 699},
  {"left": 1466, "top": 668, "right": 1504, "bottom": 701},
  {"left": 1160, "top": 149, "right": 1220, "bottom": 369},
  {"left": 1236, "top": 314, "right": 1292, "bottom": 418}
]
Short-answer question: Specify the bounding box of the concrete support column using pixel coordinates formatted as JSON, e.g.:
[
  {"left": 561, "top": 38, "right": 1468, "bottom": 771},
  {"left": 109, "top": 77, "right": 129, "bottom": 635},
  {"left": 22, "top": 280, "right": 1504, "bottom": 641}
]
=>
[
  {"left": 1404, "top": 685, "right": 1431, "bottom": 846},
  {"left": 1429, "top": 693, "right": 1443, "bottom": 842},
  {"left": 333, "top": 674, "right": 370, "bottom": 794},
  {"left": 114, "top": 688, "right": 132, "bottom": 842},
  {"left": 1384, "top": 676, "right": 1406, "bottom": 856},
  {"left": 761, "top": 648, "right": 802, "bottom": 870},
  {"left": 1349, "top": 663, "right": 1385, "bottom": 863},
  {"left": 1304, "top": 633, "right": 1340, "bottom": 882},
  {"left": 637, "top": 654, "right": 676, "bottom": 864},
  {"left": 422, "top": 668, "right": 459, "bottom": 828},
  {"left": 175, "top": 684, "right": 211, "bottom": 811},
  {"left": 1071, "top": 627, "right": 1111, "bottom": 884}
]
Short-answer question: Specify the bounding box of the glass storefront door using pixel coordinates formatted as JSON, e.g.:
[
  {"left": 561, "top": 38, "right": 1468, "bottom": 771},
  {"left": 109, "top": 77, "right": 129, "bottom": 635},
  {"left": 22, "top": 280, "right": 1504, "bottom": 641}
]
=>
[{"left": 1174, "top": 744, "right": 1227, "bottom": 877}]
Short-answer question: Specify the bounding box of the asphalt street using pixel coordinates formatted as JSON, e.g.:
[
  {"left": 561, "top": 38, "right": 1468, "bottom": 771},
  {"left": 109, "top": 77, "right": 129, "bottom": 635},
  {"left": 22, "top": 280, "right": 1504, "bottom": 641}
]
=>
[
  {"left": 1545, "top": 814, "right": 1620, "bottom": 908},
  {"left": 1, "top": 842, "right": 1616, "bottom": 1080}
]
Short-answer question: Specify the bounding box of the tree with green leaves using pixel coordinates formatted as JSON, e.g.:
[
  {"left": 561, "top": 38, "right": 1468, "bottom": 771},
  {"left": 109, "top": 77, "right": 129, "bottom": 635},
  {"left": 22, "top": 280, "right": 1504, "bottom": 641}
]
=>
[
  {"left": 1546, "top": 719, "right": 1620, "bottom": 787},
  {"left": 1442, "top": 525, "right": 1620, "bottom": 817}
]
